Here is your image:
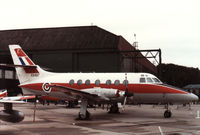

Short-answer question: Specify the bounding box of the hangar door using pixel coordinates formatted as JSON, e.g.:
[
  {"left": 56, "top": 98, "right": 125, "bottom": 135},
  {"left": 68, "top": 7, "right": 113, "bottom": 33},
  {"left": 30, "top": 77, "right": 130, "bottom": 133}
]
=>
[
  {"left": 32, "top": 52, "right": 73, "bottom": 72},
  {"left": 78, "top": 53, "right": 119, "bottom": 72}
]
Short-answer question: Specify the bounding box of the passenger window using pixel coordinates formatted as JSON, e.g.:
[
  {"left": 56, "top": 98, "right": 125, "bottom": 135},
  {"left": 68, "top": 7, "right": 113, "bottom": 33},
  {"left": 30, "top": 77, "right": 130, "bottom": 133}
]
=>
[
  {"left": 106, "top": 80, "right": 111, "bottom": 86},
  {"left": 77, "top": 79, "right": 82, "bottom": 85},
  {"left": 140, "top": 78, "right": 146, "bottom": 83},
  {"left": 85, "top": 79, "right": 90, "bottom": 85},
  {"left": 95, "top": 79, "right": 100, "bottom": 86},
  {"left": 147, "top": 78, "right": 153, "bottom": 83},
  {"left": 123, "top": 80, "right": 129, "bottom": 86},
  {"left": 69, "top": 79, "right": 74, "bottom": 85},
  {"left": 114, "top": 80, "right": 120, "bottom": 86}
]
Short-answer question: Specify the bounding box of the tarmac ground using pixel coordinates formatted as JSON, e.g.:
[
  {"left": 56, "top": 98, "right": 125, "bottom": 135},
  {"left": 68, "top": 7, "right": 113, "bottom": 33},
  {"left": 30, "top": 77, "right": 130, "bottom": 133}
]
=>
[{"left": 0, "top": 103, "right": 200, "bottom": 135}]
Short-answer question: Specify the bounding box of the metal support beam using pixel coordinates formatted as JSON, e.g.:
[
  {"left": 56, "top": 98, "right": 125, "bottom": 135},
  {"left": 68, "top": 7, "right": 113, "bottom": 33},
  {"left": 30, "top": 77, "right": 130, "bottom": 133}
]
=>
[
  {"left": 119, "top": 49, "right": 162, "bottom": 65},
  {"left": 119, "top": 49, "right": 162, "bottom": 77}
]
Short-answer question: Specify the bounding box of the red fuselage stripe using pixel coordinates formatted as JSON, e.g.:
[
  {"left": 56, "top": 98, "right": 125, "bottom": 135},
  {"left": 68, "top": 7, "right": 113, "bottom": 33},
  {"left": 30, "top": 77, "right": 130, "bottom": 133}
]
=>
[{"left": 19, "top": 83, "right": 188, "bottom": 94}]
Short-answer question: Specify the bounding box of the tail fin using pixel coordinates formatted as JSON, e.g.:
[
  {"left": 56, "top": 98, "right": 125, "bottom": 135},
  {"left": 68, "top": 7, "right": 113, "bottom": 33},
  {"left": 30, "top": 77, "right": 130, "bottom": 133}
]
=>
[{"left": 9, "top": 45, "right": 47, "bottom": 84}]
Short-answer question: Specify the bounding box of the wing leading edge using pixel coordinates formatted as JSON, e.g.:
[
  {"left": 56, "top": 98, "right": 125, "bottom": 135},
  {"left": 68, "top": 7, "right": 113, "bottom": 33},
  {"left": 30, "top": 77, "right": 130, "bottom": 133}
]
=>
[{"left": 50, "top": 85, "right": 101, "bottom": 101}]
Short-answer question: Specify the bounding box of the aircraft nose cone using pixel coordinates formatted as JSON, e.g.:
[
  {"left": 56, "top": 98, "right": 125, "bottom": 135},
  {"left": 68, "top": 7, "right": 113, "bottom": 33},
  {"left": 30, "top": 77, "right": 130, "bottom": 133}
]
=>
[{"left": 189, "top": 93, "right": 199, "bottom": 102}]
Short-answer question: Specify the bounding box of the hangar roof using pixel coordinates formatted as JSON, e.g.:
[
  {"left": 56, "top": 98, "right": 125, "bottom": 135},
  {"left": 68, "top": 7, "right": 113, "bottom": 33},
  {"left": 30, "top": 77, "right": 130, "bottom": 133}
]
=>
[
  {"left": 0, "top": 26, "right": 157, "bottom": 74},
  {"left": 0, "top": 26, "right": 121, "bottom": 51}
]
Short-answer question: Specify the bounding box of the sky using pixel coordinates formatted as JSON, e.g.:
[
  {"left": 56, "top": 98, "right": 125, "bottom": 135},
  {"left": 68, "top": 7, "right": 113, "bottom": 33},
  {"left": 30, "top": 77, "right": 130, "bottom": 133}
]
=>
[{"left": 0, "top": 0, "right": 200, "bottom": 68}]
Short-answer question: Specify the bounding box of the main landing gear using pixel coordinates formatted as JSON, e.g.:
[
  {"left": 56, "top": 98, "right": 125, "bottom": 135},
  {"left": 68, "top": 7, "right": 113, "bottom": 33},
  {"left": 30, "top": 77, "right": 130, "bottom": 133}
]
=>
[
  {"left": 78, "top": 110, "right": 90, "bottom": 120},
  {"left": 164, "top": 104, "right": 172, "bottom": 118},
  {"left": 77, "top": 100, "right": 91, "bottom": 120},
  {"left": 108, "top": 103, "right": 119, "bottom": 114}
]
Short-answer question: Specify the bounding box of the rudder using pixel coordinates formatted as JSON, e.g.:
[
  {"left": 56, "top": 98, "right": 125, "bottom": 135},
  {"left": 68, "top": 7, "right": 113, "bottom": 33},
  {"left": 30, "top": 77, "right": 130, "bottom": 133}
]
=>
[{"left": 9, "top": 45, "right": 40, "bottom": 83}]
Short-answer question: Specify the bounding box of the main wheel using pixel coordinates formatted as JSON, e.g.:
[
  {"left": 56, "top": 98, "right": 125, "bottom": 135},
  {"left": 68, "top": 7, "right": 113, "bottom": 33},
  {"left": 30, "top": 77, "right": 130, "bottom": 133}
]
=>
[
  {"left": 78, "top": 110, "right": 90, "bottom": 120},
  {"left": 66, "top": 101, "right": 75, "bottom": 108},
  {"left": 108, "top": 104, "right": 119, "bottom": 113},
  {"left": 164, "top": 110, "right": 172, "bottom": 118}
]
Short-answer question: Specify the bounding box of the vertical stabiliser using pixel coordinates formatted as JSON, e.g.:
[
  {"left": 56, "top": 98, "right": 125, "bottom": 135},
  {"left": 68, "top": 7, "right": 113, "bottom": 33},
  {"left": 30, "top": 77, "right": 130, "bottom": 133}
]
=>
[{"left": 9, "top": 45, "right": 48, "bottom": 84}]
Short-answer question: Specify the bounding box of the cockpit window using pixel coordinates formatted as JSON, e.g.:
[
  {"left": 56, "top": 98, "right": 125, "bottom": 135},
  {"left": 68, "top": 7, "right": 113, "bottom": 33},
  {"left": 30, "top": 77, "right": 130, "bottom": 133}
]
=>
[
  {"left": 152, "top": 78, "right": 161, "bottom": 83},
  {"left": 147, "top": 78, "right": 153, "bottom": 83},
  {"left": 140, "top": 78, "right": 146, "bottom": 83}
]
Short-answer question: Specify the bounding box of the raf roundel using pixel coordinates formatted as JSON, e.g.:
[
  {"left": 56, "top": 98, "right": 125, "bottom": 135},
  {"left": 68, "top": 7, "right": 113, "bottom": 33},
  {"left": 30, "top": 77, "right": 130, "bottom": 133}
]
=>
[{"left": 42, "top": 83, "right": 52, "bottom": 93}]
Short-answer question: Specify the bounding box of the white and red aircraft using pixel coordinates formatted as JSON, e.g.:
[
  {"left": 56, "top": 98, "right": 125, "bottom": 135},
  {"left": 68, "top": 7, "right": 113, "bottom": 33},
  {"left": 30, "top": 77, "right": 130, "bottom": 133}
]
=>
[{"left": 8, "top": 45, "right": 198, "bottom": 120}]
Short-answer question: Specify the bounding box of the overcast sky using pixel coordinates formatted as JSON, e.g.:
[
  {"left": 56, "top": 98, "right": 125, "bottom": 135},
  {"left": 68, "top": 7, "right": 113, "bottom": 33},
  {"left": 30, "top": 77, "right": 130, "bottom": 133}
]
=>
[{"left": 1, "top": 0, "right": 200, "bottom": 68}]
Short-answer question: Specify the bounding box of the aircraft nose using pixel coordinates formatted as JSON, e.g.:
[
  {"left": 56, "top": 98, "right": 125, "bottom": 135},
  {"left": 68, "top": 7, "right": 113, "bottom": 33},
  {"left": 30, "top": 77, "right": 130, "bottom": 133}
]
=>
[{"left": 189, "top": 93, "right": 199, "bottom": 102}]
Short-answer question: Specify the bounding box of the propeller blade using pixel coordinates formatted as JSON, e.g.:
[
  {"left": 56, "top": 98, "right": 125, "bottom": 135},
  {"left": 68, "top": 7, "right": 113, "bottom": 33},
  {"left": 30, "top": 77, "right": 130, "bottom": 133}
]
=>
[
  {"left": 124, "top": 89, "right": 133, "bottom": 97},
  {"left": 122, "top": 96, "right": 127, "bottom": 111}
]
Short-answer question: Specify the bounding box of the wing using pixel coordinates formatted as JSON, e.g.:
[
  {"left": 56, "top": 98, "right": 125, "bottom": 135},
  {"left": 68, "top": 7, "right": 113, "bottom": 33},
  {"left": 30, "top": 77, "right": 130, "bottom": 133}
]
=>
[
  {"left": 50, "top": 85, "right": 104, "bottom": 102},
  {"left": 0, "top": 95, "right": 36, "bottom": 104},
  {"left": 0, "top": 100, "right": 26, "bottom": 103}
]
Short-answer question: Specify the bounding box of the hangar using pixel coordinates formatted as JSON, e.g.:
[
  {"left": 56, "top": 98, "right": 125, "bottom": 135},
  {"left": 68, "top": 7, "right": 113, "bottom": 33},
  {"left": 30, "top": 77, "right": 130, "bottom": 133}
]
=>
[{"left": 0, "top": 26, "right": 158, "bottom": 94}]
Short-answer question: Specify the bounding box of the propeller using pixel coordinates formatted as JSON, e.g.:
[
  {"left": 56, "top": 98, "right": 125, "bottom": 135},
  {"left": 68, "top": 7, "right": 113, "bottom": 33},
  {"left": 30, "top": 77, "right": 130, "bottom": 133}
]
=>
[
  {"left": 122, "top": 96, "right": 127, "bottom": 111},
  {"left": 122, "top": 88, "right": 134, "bottom": 111},
  {"left": 122, "top": 73, "right": 134, "bottom": 111},
  {"left": 124, "top": 88, "right": 134, "bottom": 97}
]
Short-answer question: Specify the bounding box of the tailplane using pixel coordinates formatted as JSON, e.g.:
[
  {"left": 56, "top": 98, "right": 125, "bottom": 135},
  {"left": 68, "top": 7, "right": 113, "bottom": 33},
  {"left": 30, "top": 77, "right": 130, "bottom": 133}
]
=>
[{"left": 9, "top": 45, "right": 49, "bottom": 84}]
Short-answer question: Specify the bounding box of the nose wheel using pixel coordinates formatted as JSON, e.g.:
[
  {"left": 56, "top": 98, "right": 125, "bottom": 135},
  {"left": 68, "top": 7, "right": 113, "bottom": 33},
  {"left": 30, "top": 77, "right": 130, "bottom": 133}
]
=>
[
  {"left": 164, "top": 110, "right": 172, "bottom": 118},
  {"left": 164, "top": 103, "right": 172, "bottom": 118}
]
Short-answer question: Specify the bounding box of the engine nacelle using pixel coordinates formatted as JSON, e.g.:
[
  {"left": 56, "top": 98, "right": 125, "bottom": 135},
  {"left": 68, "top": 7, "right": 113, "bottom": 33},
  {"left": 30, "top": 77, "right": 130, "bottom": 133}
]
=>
[
  {"left": 0, "top": 110, "right": 24, "bottom": 123},
  {"left": 82, "top": 87, "right": 125, "bottom": 99}
]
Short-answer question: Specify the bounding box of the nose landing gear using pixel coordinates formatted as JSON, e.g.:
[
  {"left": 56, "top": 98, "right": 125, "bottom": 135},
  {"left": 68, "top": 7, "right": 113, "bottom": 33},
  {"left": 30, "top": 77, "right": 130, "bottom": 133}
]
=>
[{"left": 164, "top": 103, "right": 172, "bottom": 118}]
